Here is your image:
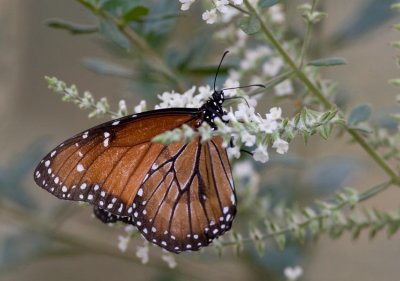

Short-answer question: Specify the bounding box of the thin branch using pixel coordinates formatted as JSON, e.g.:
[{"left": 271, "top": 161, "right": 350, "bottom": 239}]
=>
[
  {"left": 299, "top": 0, "right": 319, "bottom": 68},
  {"left": 243, "top": 0, "right": 400, "bottom": 185},
  {"left": 76, "top": 0, "right": 186, "bottom": 93},
  {"left": 221, "top": 180, "right": 393, "bottom": 247}
]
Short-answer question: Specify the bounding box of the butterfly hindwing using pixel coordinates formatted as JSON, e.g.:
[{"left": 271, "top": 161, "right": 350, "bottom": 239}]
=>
[{"left": 131, "top": 136, "right": 236, "bottom": 253}]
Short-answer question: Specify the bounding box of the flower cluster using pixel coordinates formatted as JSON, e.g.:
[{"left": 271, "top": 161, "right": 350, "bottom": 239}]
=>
[
  {"left": 153, "top": 85, "right": 340, "bottom": 163},
  {"left": 178, "top": 0, "right": 244, "bottom": 24}
]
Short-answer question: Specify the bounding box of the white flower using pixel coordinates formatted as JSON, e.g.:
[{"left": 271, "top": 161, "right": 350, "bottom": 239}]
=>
[
  {"left": 241, "top": 131, "right": 256, "bottom": 147},
  {"left": 117, "top": 235, "right": 130, "bottom": 252},
  {"left": 221, "top": 6, "right": 240, "bottom": 22},
  {"left": 253, "top": 144, "right": 269, "bottom": 163},
  {"left": 198, "top": 85, "right": 212, "bottom": 100},
  {"left": 222, "top": 109, "right": 237, "bottom": 123},
  {"left": 227, "top": 146, "right": 241, "bottom": 159},
  {"left": 183, "top": 86, "right": 201, "bottom": 107},
  {"left": 118, "top": 99, "right": 127, "bottom": 116},
  {"left": 124, "top": 225, "right": 135, "bottom": 233},
  {"left": 80, "top": 91, "right": 94, "bottom": 109},
  {"left": 233, "top": 0, "right": 243, "bottom": 4},
  {"left": 262, "top": 57, "right": 284, "bottom": 77},
  {"left": 234, "top": 103, "right": 256, "bottom": 122},
  {"left": 240, "top": 46, "right": 272, "bottom": 70},
  {"left": 275, "top": 80, "right": 293, "bottom": 96},
  {"left": 216, "top": 0, "right": 229, "bottom": 13},
  {"left": 136, "top": 244, "right": 149, "bottom": 264},
  {"left": 202, "top": 9, "right": 217, "bottom": 24},
  {"left": 198, "top": 124, "right": 213, "bottom": 141},
  {"left": 266, "top": 107, "right": 282, "bottom": 121},
  {"left": 269, "top": 4, "right": 285, "bottom": 24},
  {"left": 134, "top": 100, "right": 147, "bottom": 113},
  {"left": 284, "top": 266, "right": 303, "bottom": 281},
  {"left": 272, "top": 138, "right": 289, "bottom": 154},
  {"left": 179, "top": 0, "right": 195, "bottom": 11},
  {"left": 223, "top": 78, "right": 240, "bottom": 97},
  {"left": 259, "top": 118, "right": 278, "bottom": 134},
  {"left": 162, "top": 254, "right": 177, "bottom": 268}
]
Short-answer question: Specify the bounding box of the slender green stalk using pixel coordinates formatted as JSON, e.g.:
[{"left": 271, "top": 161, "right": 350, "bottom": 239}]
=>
[
  {"left": 228, "top": 3, "right": 251, "bottom": 15},
  {"left": 243, "top": 0, "right": 400, "bottom": 184},
  {"left": 221, "top": 180, "right": 393, "bottom": 246},
  {"left": 299, "top": 0, "right": 319, "bottom": 68},
  {"left": 76, "top": 0, "right": 186, "bottom": 93}
]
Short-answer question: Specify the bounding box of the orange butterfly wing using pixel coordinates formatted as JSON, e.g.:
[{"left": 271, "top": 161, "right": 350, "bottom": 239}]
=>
[
  {"left": 131, "top": 137, "right": 236, "bottom": 253},
  {"left": 34, "top": 110, "right": 197, "bottom": 217},
  {"left": 34, "top": 109, "right": 236, "bottom": 253}
]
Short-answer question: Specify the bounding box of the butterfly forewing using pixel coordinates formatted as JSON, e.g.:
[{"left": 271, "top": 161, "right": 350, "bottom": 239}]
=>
[
  {"left": 34, "top": 110, "right": 198, "bottom": 217},
  {"left": 131, "top": 136, "right": 236, "bottom": 253}
]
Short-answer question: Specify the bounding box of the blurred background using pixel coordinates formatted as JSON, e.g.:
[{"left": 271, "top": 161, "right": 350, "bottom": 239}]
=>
[{"left": 0, "top": 0, "right": 400, "bottom": 280}]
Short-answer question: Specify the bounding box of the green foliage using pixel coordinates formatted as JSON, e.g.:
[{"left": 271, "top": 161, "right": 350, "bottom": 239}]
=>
[
  {"left": 239, "top": 16, "right": 261, "bottom": 35},
  {"left": 307, "top": 57, "right": 347, "bottom": 67},
  {"left": 347, "top": 103, "right": 372, "bottom": 126},
  {"left": 45, "top": 18, "right": 98, "bottom": 34},
  {"left": 258, "top": 0, "right": 281, "bottom": 9},
  {"left": 3, "top": 0, "right": 400, "bottom": 274}
]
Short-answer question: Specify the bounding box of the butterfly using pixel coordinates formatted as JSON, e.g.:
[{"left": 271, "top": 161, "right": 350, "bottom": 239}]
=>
[{"left": 33, "top": 51, "right": 263, "bottom": 253}]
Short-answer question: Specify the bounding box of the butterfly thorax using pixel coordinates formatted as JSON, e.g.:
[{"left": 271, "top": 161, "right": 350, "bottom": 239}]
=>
[{"left": 198, "top": 90, "right": 227, "bottom": 130}]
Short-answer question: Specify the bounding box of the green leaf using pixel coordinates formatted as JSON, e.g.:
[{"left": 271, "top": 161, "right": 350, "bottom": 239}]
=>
[
  {"left": 347, "top": 103, "right": 372, "bottom": 126},
  {"left": 307, "top": 57, "right": 348, "bottom": 67},
  {"left": 318, "top": 124, "right": 332, "bottom": 140},
  {"left": 275, "top": 234, "right": 286, "bottom": 250},
  {"left": 239, "top": 16, "right": 261, "bottom": 35},
  {"left": 99, "top": 19, "right": 131, "bottom": 50},
  {"left": 122, "top": 6, "right": 149, "bottom": 23},
  {"left": 258, "top": 0, "right": 280, "bottom": 9},
  {"left": 101, "top": 0, "right": 140, "bottom": 13},
  {"left": 46, "top": 18, "right": 98, "bottom": 35},
  {"left": 387, "top": 222, "right": 400, "bottom": 237},
  {"left": 388, "top": 78, "right": 400, "bottom": 87}
]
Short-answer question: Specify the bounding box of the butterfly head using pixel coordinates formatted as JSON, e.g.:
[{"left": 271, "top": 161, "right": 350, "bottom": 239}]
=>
[{"left": 199, "top": 90, "right": 227, "bottom": 130}]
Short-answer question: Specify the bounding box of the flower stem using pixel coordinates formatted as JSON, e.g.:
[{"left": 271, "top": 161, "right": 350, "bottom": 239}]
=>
[
  {"left": 243, "top": 0, "right": 400, "bottom": 184},
  {"left": 221, "top": 180, "right": 393, "bottom": 247},
  {"left": 298, "top": 0, "right": 319, "bottom": 68}
]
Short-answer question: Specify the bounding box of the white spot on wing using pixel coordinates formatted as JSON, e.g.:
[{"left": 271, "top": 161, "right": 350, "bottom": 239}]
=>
[
  {"left": 80, "top": 183, "right": 87, "bottom": 190},
  {"left": 45, "top": 160, "right": 51, "bottom": 167},
  {"left": 103, "top": 138, "right": 110, "bottom": 147},
  {"left": 137, "top": 188, "right": 143, "bottom": 197},
  {"left": 230, "top": 194, "right": 236, "bottom": 204},
  {"left": 223, "top": 206, "right": 229, "bottom": 214},
  {"left": 112, "top": 121, "right": 120, "bottom": 126},
  {"left": 77, "top": 164, "right": 85, "bottom": 172},
  {"left": 50, "top": 150, "right": 57, "bottom": 157}
]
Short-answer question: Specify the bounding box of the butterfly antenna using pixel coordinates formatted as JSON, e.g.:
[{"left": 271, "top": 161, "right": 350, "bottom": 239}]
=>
[
  {"left": 214, "top": 50, "right": 230, "bottom": 92},
  {"left": 221, "top": 84, "right": 265, "bottom": 91},
  {"left": 225, "top": 96, "right": 250, "bottom": 107}
]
